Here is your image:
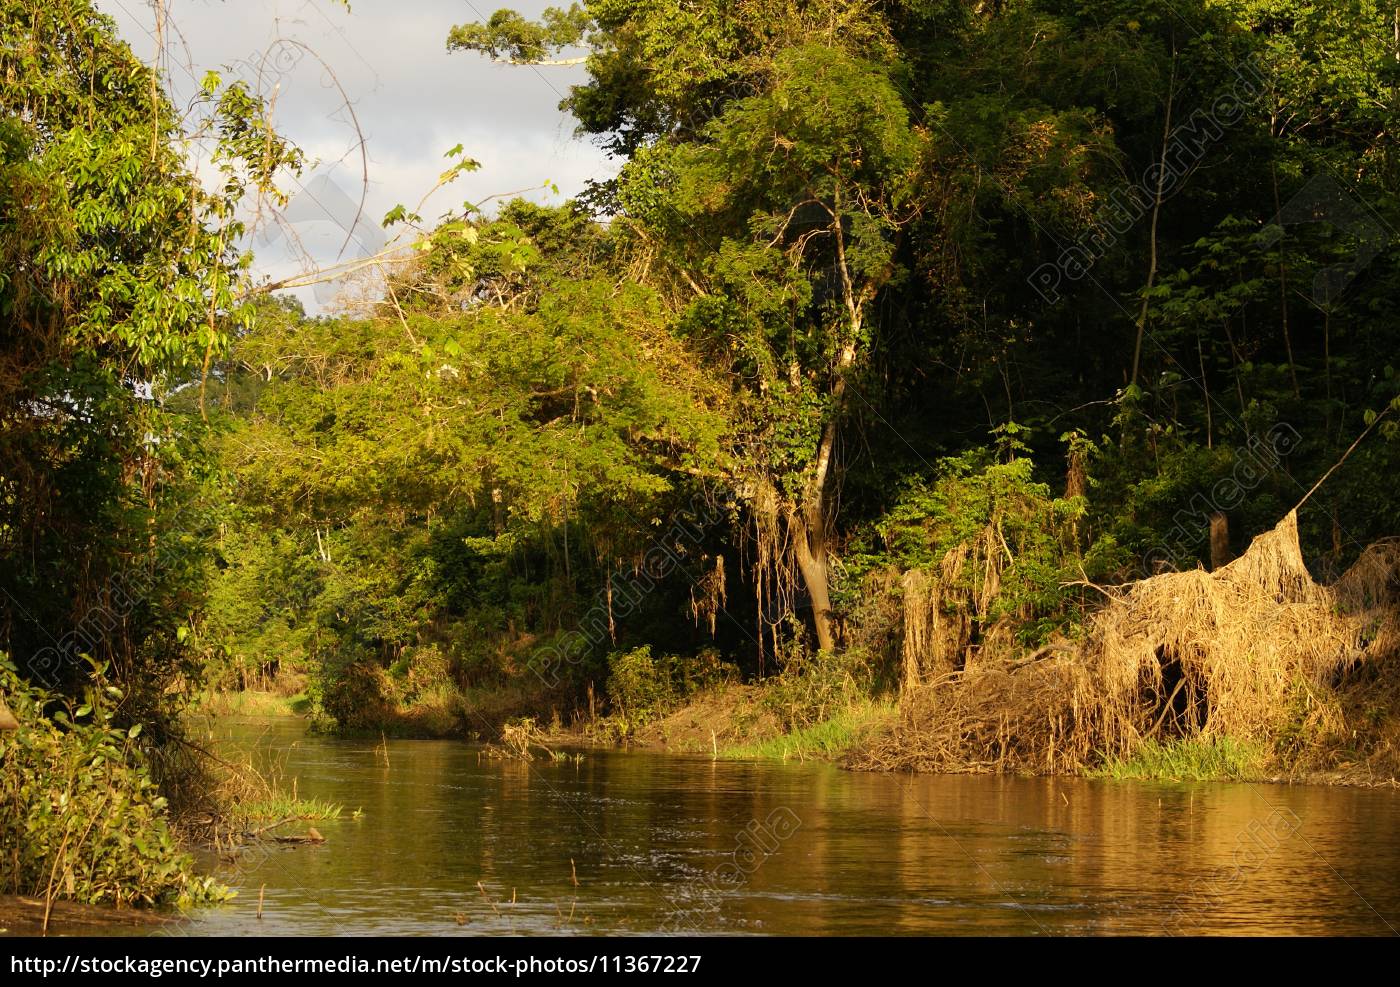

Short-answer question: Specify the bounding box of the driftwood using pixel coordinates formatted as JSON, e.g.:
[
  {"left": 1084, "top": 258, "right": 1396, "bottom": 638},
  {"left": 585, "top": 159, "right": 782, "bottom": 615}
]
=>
[{"left": 274, "top": 827, "right": 325, "bottom": 845}]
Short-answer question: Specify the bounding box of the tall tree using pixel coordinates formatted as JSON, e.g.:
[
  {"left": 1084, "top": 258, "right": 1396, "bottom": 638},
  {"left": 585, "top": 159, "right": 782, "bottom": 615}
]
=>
[
  {"left": 451, "top": 1, "right": 1108, "bottom": 651},
  {"left": 0, "top": 0, "right": 297, "bottom": 718}
]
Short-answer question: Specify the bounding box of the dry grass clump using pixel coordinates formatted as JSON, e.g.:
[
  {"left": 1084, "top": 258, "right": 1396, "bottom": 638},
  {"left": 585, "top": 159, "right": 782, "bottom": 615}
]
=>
[
  {"left": 899, "top": 524, "right": 1019, "bottom": 691},
  {"left": 858, "top": 658, "right": 1097, "bottom": 774},
  {"left": 483, "top": 716, "right": 568, "bottom": 761},
  {"left": 1335, "top": 538, "right": 1400, "bottom": 661},
  {"left": 855, "top": 512, "right": 1400, "bottom": 776},
  {"left": 1087, "top": 511, "right": 1356, "bottom": 743}
]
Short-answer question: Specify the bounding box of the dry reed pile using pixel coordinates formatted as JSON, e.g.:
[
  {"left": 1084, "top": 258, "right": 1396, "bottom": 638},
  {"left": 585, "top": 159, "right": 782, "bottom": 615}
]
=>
[
  {"left": 899, "top": 523, "right": 1019, "bottom": 691},
  {"left": 856, "top": 512, "right": 1400, "bottom": 776}
]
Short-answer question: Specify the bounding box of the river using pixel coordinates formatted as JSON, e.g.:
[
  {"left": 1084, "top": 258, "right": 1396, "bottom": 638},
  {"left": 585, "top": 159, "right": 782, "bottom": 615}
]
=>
[{"left": 144, "top": 719, "right": 1400, "bottom": 936}]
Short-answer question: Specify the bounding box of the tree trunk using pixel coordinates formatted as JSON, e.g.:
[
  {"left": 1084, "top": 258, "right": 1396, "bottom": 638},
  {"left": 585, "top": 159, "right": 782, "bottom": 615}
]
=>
[
  {"left": 786, "top": 335, "right": 856, "bottom": 654},
  {"left": 789, "top": 508, "right": 836, "bottom": 653},
  {"left": 1209, "top": 512, "right": 1232, "bottom": 571},
  {"left": 770, "top": 185, "right": 878, "bottom": 655},
  {"left": 1131, "top": 49, "right": 1177, "bottom": 389}
]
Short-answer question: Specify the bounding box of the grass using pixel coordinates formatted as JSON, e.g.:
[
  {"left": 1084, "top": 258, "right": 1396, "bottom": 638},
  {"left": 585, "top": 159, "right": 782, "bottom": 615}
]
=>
[
  {"left": 231, "top": 795, "right": 345, "bottom": 824},
  {"left": 196, "top": 689, "right": 311, "bottom": 718},
  {"left": 1092, "top": 736, "right": 1267, "bottom": 782},
  {"left": 721, "top": 700, "right": 897, "bottom": 762}
]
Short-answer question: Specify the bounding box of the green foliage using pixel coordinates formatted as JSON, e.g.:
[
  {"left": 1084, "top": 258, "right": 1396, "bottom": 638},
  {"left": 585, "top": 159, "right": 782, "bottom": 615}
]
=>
[
  {"left": 21, "top": 0, "right": 1395, "bottom": 801},
  {"left": 847, "top": 446, "right": 1097, "bottom": 644},
  {"left": 604, "top": 645, "right": 733, "bottom": 732},
  {"left": 758, "top": 643, "right": 876, "bottom": 732},
  {"left": 653, "top": 40, "right": 926, "bottom": 499},
  {"left": 1093, "top": 737, "right": 1267, "bottom": 783},
  {"left": 605, "top": 646, "right": 678, "bottom": 726},
  {"left": 447, "top": 5, "right": 592, "bottom": 63},
  {"left": 0, "top": 658, "right": 230, "bottom": 907},
  {"left": 0, "top": 0, "right": 299, "bottom": 718},
  {"left": 197, "top": 203, "right": 731, "bottom": 731}
]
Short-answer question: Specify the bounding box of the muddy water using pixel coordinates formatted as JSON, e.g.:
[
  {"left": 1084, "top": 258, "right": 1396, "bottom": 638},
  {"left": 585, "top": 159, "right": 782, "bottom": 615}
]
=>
[{"left": 148, "top": 719, "right": 1400, "bottom": 936}]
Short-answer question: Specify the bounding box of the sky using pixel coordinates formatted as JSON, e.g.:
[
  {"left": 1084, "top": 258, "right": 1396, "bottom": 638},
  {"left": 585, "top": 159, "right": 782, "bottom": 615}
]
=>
[{"left": 97, "top": 0, "right": 615, "bottom": 311}]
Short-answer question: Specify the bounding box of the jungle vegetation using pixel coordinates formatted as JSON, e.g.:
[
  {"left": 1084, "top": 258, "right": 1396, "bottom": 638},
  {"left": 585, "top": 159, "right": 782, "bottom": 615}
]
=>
[{"left": 5, "top": 0, "right": 1400, "bottom": 905}]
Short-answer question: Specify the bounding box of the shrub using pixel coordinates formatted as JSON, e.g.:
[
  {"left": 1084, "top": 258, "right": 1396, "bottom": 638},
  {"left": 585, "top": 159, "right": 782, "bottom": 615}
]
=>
[
  {"left": 0, "top": 658, "right": 229, "bottom": 907},
  {"left": 605, "top": 646, "right": 678, "bottom": 727},
  {"left": 759, "top": 645, "right": 875, "bottom": 731},
  {"left": 314, "top": 655, "right": 394, "bottom": 730}
]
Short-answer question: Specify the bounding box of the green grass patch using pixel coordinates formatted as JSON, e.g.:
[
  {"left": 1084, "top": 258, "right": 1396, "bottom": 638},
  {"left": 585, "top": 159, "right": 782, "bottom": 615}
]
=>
[
  {"left": 196, "top": 690, "right": 310, "bottom": 719},
  {"left": 1092, "top": 736, "right": 1266, "bottom": 782},
  {"left": 722, "top": 700, "right": 896, "bottom": 762},
  {"left": 222, "top": 795, "right": 347, "bottom": 835}
]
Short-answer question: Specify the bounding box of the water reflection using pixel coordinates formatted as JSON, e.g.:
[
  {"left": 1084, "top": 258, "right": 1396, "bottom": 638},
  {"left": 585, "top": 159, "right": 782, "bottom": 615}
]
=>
[{"left": 153, "top": 719, "right": 1400, "bottom": 936}]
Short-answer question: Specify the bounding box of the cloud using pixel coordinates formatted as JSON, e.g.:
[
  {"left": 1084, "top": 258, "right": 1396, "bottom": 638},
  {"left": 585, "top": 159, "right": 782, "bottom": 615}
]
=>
[{"left": 98, "top": 0, "right": 616, "bottom": 310}]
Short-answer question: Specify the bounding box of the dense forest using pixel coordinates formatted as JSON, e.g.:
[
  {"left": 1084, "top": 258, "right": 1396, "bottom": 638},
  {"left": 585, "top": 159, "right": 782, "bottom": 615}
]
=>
[{"left": 4, "top": 0, "right": 1400, "bottom": 910}]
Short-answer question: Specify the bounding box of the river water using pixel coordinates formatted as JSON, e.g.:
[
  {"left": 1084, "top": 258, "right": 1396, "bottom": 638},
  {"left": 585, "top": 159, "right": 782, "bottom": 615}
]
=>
[{"left": 151, "top": 718, "right": 1400, "bottom": 936}]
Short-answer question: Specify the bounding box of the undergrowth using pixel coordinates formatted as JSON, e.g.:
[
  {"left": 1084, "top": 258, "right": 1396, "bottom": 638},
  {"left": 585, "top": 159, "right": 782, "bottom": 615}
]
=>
[
  {"left": 1091, "top": 737, "right": 1266, "bottom": 782},
  {"left": 0, "top": 657, "right": 230, "bottom": 908}
]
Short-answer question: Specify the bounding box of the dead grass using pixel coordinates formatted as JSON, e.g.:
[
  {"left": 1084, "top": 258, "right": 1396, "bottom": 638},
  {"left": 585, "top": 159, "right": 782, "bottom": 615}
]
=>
[
  {"left": 630, "top": 684, "right": 781, "bottom": 754},
  {"left": 855, "top": 512, "right": 1400, "bottom": 778}
]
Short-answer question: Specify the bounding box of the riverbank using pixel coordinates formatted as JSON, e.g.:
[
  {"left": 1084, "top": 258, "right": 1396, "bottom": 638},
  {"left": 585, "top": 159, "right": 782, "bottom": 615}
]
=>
[
  {"left": 195, "top": 688, "right": 311, "bottom": 719},
  {"left": 198, "top": 674, "right": 1400, "bottom": 788},
  {"left": 199, "top": 507, "right": 1400, "bottom": 787},
  {"left": 632, "top": 690, "right": 1400, "bottom": 786},
  {"left": 621, "top": 685, "right": 896, "bottom": 763}
]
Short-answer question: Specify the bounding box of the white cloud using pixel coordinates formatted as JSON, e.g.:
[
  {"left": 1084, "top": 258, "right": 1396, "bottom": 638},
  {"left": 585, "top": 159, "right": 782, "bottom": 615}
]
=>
[{"left": 98, "top": 0, "right": 617, "bottom": 310}]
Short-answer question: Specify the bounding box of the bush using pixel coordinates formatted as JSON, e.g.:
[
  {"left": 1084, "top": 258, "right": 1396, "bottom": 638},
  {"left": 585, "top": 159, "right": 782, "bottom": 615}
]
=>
[
  {"left": 605, "top": 646, "right": 678, "bottom": 727},
  {"left": 759, "top": 645, "right": 875, "bottom": 731},
  {"left": 314, "top": 655, "right": 394, "bottom": 730},
  {"left": 390, "top": 643, "right": 452, "bottom": 703},
  {"left": 0, "top": 658, "right": 229, "bottom": 907}
]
